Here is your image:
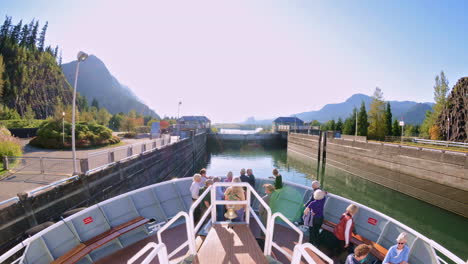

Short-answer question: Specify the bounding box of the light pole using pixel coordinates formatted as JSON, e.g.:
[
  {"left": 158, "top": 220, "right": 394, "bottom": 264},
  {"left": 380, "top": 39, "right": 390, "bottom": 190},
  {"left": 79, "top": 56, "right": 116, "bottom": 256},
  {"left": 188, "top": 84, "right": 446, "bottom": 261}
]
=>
[
  {"left": 355, "top": 108, "right": 358, "bottom": 140},
  {"left": 177, "top": 101, "right": 182, "bottom": 119},
  {"left": 62, "top": 111, "right": 65, "bottom": 147},
  {"left": 72, "top": 51, "right": 88, "bottom": 174},
  {"left": 447, "top": 117, "right": 450, "bottom": 142}
]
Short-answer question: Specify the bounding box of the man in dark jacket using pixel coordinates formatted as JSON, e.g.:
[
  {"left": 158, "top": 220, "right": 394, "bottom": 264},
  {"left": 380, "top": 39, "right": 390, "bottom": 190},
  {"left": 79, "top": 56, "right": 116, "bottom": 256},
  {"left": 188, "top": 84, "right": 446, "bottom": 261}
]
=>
[
  {"left": 246, "top": 168, "right": 256, "bottom": 188},
  {"left": 239, "top": 168, "right": 250, "bottom": 184}
]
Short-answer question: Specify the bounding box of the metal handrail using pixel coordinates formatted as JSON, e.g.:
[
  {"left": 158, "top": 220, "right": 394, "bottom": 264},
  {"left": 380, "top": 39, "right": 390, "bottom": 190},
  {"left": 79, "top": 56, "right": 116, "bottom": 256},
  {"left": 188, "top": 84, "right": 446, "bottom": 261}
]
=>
[
  {"left": 0, "top": 196, "right": 19, "bottom": 207},
  {"left": 156, "top": 211, "right": 196, "bottom": 259},
  {"left": 267, "top": 212, "right": 303, "bottom": 257},
  {"left": 127, "top": 242, "right": 169, "bottom": 264},
  {"left": 28, "top": 175, "right": 79, "bottom": 196},
  {"left": 291, "top": 243, "right": 333, "bottom": 264}
]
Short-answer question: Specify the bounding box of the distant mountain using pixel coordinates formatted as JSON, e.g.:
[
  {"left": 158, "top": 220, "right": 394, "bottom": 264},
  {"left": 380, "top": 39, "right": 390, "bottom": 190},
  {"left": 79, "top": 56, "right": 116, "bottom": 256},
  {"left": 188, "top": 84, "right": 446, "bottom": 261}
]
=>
[
  {"left": 242, "top": 117, "right": 273, "bottom": 125},
  {"left": 62, "top": 55, "right": 159, "bottom": 118},
  {"left": 401, "top": 103, "right": 432, "bottom": 124},
  {"left": 295, "top": 93, "right": 433, "bottom": 125}
]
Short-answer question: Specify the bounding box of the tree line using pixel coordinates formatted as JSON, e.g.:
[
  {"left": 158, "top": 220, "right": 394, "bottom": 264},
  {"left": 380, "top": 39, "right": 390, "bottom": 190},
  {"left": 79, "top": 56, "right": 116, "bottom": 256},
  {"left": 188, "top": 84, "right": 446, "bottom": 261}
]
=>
[{"left": 319, "top": 71, "right": 461, "bottom": 141}]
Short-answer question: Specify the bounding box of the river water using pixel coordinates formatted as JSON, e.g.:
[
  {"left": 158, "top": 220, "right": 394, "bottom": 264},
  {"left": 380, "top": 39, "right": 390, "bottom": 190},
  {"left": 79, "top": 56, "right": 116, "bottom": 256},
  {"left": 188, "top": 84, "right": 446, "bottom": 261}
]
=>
[{"left": 205, "top": 143, "right": 468, "bottom": 260}]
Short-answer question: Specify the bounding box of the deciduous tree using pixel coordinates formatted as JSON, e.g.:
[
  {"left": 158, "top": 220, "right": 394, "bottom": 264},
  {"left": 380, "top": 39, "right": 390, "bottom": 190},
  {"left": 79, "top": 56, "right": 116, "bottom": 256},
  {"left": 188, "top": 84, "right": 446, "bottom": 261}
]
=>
[{"left": 368, "top": 87, "right": 386, "bottom": 139}]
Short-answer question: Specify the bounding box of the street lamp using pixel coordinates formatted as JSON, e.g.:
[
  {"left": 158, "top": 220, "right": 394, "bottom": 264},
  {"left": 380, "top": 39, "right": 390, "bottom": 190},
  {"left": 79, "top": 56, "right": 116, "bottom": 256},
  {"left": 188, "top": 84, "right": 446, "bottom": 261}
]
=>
[
  {"left": 62, "top": 112, "right": 65, "bottom": 147},
  {"left": 72, "top": 51, "right": 88, "bottom": 174}
]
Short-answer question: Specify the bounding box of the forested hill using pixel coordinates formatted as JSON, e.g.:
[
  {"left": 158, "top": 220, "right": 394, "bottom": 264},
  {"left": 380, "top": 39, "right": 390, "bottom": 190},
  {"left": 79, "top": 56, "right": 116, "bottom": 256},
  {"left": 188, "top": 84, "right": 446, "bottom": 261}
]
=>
[
  {"left": 61, "top": 55, "right": 160, "bottom": 118},
  {"left": 0, "top": 17, "right": 75, "bottom": 119}
]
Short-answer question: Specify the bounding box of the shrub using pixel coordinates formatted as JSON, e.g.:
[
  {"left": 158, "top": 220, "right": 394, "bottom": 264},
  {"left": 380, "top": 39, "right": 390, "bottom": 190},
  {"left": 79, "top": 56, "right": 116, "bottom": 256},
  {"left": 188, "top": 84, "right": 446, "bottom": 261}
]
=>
[
  {"left": 30, "top": 120, "right": 119, "bottom": 149},
  {"left": 123, "top": 132, "right": 136, "bottom": 138},
  {"left": 0, "top": 119, "right": 46, "bottom": 129},
  {"left": 135, "top": 126, "right": 150, "bottom": 133},
  {"left": 0, "top": 126, "right": 22, "bottom": 159}
]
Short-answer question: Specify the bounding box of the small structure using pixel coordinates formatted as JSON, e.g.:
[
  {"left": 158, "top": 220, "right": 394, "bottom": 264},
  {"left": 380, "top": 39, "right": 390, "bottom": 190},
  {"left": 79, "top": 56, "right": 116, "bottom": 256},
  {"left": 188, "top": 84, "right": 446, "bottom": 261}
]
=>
[
  {"left": 176, "top": 116, "right": 211, "bottom": 136},
  {"left": 273, "top": 117, "right": 305, "bottom": 132}
]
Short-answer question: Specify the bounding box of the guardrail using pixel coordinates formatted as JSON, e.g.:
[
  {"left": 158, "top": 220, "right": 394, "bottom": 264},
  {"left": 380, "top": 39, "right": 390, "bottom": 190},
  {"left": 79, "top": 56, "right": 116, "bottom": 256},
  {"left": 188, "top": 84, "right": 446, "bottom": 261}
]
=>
[
  {"left": 156, "top": 211, "right": 196, "bottom": 260},
  {"left": 266, "top": 212, "right": 303, "bottom": 258},
  {"left": 127, "top": 242, "right": 169, "bottom": 264},
  {"left": 291, "top": 243, "right": 333, "bottom": 264},
  {"left": 413, "top": 138, "right": 468, "bottom": 148}
]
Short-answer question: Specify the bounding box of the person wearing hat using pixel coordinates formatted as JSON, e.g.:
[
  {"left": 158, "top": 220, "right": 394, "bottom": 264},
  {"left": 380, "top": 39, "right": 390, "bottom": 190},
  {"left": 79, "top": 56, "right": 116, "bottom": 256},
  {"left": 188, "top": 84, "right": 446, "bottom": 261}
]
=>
[{"left": 303, "top": 189, "right": 326, "bottom": 246}]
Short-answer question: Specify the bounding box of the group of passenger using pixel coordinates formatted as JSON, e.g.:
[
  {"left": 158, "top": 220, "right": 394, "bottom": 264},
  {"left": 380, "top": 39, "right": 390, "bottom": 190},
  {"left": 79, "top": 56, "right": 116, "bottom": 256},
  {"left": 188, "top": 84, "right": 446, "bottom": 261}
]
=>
[
  {"left": 302, "top": 181, "right": 410, "bottom": 264},
  {"left": 190, "top": 168, "right": 283, "bottom": 224},
  {"left": 191, "top": 169, "right": 409, "bottom": 263}
]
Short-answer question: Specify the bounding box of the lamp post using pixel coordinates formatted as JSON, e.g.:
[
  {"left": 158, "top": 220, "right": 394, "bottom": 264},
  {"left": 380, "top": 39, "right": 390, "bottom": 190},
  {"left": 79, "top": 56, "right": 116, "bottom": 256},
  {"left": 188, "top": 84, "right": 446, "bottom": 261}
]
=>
[
  {"left": 62, "top": 112, "right": 65, "bottom": 147},
  {"left": 177, "top": 101, "right": 182, "bottom": 119},
  {"left": 72, "top": 51, "right": 88, "bottom": 174}
]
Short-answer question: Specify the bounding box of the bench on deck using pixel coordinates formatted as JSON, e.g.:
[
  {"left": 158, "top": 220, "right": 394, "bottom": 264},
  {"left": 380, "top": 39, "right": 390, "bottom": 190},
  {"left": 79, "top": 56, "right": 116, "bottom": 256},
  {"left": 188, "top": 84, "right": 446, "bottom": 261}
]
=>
[
  {"left": 321, "top": 220, "right": 388, "bottom": 261},
  {"left": 52, "top": 216, "right": 149, "bottom": 264}
]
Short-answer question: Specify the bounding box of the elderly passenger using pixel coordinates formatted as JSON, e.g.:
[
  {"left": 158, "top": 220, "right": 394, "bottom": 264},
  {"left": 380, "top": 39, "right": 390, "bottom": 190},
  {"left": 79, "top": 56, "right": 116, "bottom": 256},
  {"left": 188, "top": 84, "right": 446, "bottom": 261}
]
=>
[
  {"left": 303, "top": 190, "right": 326, "bottom": 246},
  {"left": 224, "top": 177, "right": 246, "bottom": 222},
  {"left": 333, "top": 204, "right": 359, "bottom": 253},
  {"left": 345, "top": 244, "right": 372, "bottom": 264},
  {"left": 225, "top": 171, "right": 233, "bottom": 182},
  {"left": 383, "top": 232, "right": 410, "bottom": 264}
]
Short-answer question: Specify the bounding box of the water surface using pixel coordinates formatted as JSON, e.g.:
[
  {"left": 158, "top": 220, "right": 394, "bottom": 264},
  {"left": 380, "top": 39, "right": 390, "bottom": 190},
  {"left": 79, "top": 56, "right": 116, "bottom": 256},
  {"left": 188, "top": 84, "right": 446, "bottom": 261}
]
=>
[{"left": 205, "top": 143, "right": 468, "bottom": 260}]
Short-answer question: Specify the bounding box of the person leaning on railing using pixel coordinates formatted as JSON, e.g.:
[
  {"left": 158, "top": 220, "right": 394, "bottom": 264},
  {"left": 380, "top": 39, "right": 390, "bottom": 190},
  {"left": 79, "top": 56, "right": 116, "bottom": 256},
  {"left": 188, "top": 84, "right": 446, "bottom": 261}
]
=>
[
  {"left": 190, "top": 174, "right": 203, "bottom": 224},
  {"left": 382, "top": 232, "right": 410, "bottom": 264},
  {"left": 333, "top": 204, "right": 359, "bottom": 255},
  {"left": 213, "top": 177, "right": 225, "bottom": 221}
]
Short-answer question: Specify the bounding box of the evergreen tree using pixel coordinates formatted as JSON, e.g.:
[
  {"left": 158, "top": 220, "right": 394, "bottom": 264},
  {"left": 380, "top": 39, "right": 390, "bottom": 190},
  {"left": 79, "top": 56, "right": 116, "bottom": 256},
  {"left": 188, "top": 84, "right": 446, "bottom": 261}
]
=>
[
  {"left": 53, "top": 45, "right": 58, "bottom": 58},
  {"left": 58, "top": 49, "right": 62, "bottom": 66},
  {"left": 37, "top": 21, "right": 48, "bottom": 51},
  {"left": 0, "top": 54, "right": 4, "bottom": 98},
  {"left": 96, "top": 108, "right": 111, "bottom": 126},
  {"left": 91, "top": 98, "right": 100, "bottom": 109},
  {"left": 383, "top": 102, "right": 392, "bottom": 136},
  {"left": 368, "top": 87, "right": 386, "bottom": 139},
  {"left": 392, "top": 119, "right": 401, "bottom": 137},
  {"left": 342, "top": 107, "right": 357, "bottom": 135},
  {"left": 357, "top": 102, "right": 368, "bottom": 136},
  {"left": 336, "top": 117, "right": 343, "bottom": 132},
  {"left": 420, "top": 71, "right": 449, "bottom": 138},
  {"left": 77, "top": 94, "right": 89, "bottom": 111},
  {"left": 10, "top": 20, "right": 22, "bottom": 44},
  {"left": 27, "top": 20, "right": 39, "bottom": 48},
  {"left": 19, "top": 24, "right": 29, "bottom": 46},
  {"left": 0, "top": 16, "right": 12, "bottom": 38}
]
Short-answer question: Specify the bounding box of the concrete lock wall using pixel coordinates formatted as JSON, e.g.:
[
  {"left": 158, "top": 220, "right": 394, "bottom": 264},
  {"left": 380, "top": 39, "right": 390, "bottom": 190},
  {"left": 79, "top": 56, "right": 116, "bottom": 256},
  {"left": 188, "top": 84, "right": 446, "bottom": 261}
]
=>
[
  {"left": 0, "top": 133, "right": 207, "bottom": 255},
  {"left": 287, "top": 133, "right": 468, "bottom": 218}
]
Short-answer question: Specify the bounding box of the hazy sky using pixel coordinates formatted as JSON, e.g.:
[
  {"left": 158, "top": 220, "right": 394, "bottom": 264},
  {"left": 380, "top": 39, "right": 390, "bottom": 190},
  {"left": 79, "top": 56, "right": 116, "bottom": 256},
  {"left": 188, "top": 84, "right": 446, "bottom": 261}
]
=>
[{"left": 1, "top": 0, "right": 467, "bottom": 123}]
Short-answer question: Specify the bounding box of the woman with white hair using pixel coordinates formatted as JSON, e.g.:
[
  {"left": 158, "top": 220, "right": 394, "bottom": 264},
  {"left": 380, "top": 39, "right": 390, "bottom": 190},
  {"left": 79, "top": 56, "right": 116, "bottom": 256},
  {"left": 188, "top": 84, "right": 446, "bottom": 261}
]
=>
[
  {"left": 303, "top": 189, "right": 326, "bottom": 246},
  {"left": 383, "top": 232, "right": 410, "bottom": 264}
]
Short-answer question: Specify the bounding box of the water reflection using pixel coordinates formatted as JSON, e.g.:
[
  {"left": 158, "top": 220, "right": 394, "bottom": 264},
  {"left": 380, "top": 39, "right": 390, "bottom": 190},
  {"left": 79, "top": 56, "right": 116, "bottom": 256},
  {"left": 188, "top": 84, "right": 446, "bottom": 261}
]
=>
[{"left": 205, "top": 143, "right": 468, "bottom": 260}]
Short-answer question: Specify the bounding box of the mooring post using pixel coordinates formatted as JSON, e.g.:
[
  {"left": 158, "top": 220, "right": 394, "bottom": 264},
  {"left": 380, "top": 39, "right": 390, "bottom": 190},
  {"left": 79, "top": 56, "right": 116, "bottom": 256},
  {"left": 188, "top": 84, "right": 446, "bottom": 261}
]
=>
[
  {"left": 108, "top": 151, "right": 115, "bottom": 163},
  {"left": 320, "top": 131, "right": 328, "bottom": 187},
  {"left": 17, "top": 192, "right": 38, "bottom": 228},
  {"left": 40, "top": 157, "right": 44, "bottom": 174},
  {"left": 316, "top": 131, "right": 322, "bottom": 178},
  {"left": 3, "top": 156, "right": 9, "bottom": 170},
  {"left": 80, "top": 158, "right": 89, "bottom": 174}
]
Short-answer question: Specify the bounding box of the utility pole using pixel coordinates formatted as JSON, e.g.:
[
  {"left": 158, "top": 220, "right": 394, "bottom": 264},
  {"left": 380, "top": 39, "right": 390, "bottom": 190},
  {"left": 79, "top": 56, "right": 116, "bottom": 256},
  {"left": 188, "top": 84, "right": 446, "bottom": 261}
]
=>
[
  {"left": 355, "top": 108, "right": 358, "bottom": 140},
  {"left": 447, "top": 117, "right": 450, "bottom": 142},
  {"left": 62, "top": 112, "right": 65, "bottom": 147}
]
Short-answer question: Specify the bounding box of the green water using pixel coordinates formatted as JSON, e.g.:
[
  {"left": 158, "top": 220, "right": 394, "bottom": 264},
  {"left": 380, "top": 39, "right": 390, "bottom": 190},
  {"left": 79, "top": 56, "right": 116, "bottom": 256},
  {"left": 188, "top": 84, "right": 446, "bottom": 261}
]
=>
[{"left": 205, "top": 144, "right": 468, "bottom": 260}]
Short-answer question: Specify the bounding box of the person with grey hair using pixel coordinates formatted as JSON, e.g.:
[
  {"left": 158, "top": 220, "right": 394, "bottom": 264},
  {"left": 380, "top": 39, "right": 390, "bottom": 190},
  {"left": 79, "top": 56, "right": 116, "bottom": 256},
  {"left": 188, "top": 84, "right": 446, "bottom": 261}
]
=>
[
  {"left": 304, "top": 180, "right": 323, "bottom": 206},
  {"left": 303, "top": 190, "right": 326, "bottom": 246},
  {"left": 383, "top": 232, "right": 410, "bottom": 264}
]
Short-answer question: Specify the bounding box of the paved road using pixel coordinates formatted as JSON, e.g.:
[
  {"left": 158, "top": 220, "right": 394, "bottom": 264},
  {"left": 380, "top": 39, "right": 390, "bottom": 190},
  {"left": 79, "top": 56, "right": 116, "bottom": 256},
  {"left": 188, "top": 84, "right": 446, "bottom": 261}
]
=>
[{"left": 0, "top": 135, "right": 153, "bottom": 202}]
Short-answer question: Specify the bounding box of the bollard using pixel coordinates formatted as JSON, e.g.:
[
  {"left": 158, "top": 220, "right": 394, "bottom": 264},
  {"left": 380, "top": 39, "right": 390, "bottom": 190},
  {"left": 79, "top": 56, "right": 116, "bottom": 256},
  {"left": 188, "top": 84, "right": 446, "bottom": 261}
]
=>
[
  {"left": 40, "top": 157, "right": 44, "bottom": 174},
  {"left": 142, "top": 144, "right": 146, "bottom": 153},
  {"left": 17, "top": 192, "right": 38, "bottom": 227},
  {"left": 127, "top": 146, "right": 133, "bottom": 157},
  {"left": 3, "top": 156, "right": 9, "bottom": 170},
  {"left": 108, "top": 151, "right": 115, "bottom": 163},
  {"left": 80, "top": 158, "right": 89, "bottom": 174}
]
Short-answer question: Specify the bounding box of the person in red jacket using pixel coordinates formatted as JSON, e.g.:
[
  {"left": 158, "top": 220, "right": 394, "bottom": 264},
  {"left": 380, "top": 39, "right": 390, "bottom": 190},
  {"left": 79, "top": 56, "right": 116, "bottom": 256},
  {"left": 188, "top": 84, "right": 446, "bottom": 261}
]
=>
[{"left": 333, "top": 204, "right": 359, "bottom": 255}]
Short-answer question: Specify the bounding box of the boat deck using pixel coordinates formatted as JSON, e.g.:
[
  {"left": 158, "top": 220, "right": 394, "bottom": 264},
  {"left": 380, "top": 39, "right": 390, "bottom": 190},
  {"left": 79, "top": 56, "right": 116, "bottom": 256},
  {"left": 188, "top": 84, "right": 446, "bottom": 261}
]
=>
[{"left": 194, "top": 224, "right": 267, "bottom": 264}]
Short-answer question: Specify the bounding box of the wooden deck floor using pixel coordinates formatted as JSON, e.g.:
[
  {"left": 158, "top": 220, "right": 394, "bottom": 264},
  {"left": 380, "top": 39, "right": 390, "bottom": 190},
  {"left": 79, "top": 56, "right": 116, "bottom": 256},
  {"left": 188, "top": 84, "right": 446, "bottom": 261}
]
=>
[{"left": 193, "top": 224, "right": 268, "bottom": 264}]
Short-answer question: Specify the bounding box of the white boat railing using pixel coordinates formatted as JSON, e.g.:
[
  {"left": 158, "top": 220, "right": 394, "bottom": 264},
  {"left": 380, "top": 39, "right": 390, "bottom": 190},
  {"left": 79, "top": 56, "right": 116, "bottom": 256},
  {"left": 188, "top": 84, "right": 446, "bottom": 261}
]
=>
[
  {"left": 127, "top": 242, "right": 169, "bottom": 264},
  {"left": 266, "top": 212, "right": 303, "bottom": 258},
  {"left": 291, "top": 243, "right": 334, "bottom": 264},
  {"left": 188, "top": 181, "right": 273, "bottom": 255},
  {"left": 156, "top": 211, "right": 196, "bottom": 261}
]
